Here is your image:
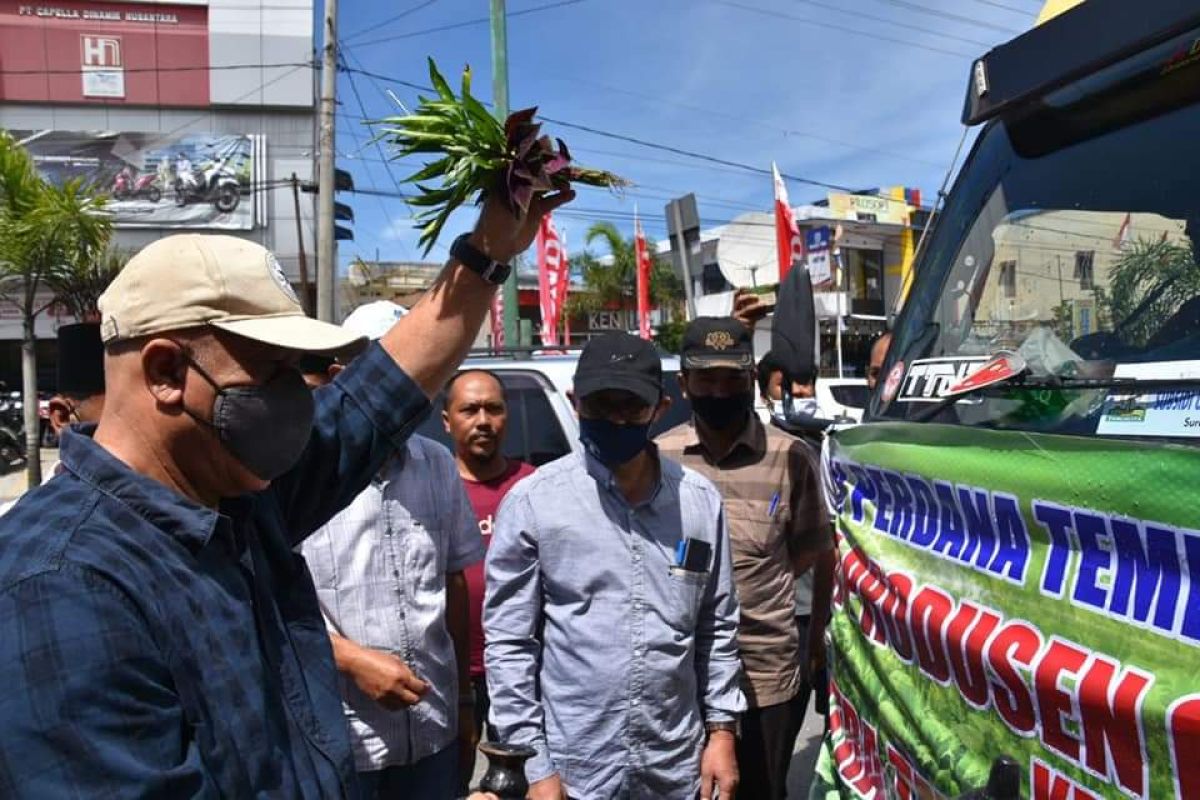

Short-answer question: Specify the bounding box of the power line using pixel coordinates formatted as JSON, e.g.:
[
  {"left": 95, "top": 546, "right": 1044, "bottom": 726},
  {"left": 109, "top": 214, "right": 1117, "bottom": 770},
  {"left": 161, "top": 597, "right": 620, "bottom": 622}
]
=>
[
  {"left": 351, "top": 0, "right": 588, "bottom": 49},
  {"left": 339, "top": 46, "right": 412, "bottom": 256},
  {"left": 868, "top": 0, "right": 1020, "bottom": 35},
  {"left": 339, "top": 64, "right": 867, "bottom": 193},
  {"left": 793, "top": 0, "right": 991, "bottom": 48},
  {"left": 538, "top": 71, "right": 946, "bottom": 167},
  {"left": 342, "top": 0, "right": 442, "bottom": 44},
  {"left": 715, "top": 1, "right": 976, "bottom": 59},
  {"left": 966, "top": 0, "right": 1036, "bottom": 15},
  {"left": 0, "top": 61, "right": 313, "bottom": 77}
]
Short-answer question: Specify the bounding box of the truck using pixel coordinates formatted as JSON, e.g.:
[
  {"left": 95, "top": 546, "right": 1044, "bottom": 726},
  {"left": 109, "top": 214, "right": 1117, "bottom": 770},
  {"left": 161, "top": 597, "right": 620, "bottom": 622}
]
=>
[{"left": 811, "top": 1, "right": 1200, "bottom": 797}]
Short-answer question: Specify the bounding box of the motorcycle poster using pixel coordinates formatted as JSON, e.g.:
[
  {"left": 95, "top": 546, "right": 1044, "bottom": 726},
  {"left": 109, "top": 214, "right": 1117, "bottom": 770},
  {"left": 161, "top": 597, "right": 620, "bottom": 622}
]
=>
[{"left": 10, "top": 130, "right": 262, "bottom": 230}]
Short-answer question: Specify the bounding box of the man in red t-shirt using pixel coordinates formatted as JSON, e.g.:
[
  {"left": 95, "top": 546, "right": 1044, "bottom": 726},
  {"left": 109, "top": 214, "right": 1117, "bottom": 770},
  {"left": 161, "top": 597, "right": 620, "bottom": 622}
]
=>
[{"left": 443, "top": 369, "right": 535, "bottom": 790}]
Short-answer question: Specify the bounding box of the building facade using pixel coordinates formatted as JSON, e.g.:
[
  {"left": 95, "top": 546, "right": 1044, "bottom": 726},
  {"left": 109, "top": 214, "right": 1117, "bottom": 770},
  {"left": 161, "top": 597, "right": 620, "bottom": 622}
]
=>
[
  {"left": 0, "top": 0, "right": 315, "bottom": 386},
  {"left": 666, "top": 190, "right": 928, "bottom": 378}
]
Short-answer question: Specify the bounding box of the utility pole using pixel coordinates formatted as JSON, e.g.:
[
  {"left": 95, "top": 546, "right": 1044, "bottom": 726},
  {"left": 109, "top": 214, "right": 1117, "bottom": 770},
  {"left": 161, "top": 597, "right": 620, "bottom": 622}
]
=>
[
  {"left": 491, "top": 0, "right": 519, "bottom": 346},
  {"left": 316, "top": 0, "right": 338, "bottom": 322},
  {"left": 290, "top": 173, "right": 312, "bottom": 316}
]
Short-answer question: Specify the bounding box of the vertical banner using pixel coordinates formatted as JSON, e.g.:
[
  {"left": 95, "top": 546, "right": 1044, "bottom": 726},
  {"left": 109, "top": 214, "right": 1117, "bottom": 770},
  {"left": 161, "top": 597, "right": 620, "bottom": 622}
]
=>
[
  {"left": 536, "top": 214, "right": 570, "bottom": 347},
  {"left": 490, "top": 292, "right": 505, "bottom": 350},
  {"left": 634, "top": 209, "right": 653, "bottom": 341},
  {"left": 557, "top": 229, "right": 571, "bottom": 347},
  {"left": 773, "top": 161, "right": 805, "bottom": 281}
]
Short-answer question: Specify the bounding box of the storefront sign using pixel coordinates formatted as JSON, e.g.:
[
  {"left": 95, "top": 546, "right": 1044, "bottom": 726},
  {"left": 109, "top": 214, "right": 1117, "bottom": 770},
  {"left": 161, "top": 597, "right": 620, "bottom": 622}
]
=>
[
  {"left": 0, "top": 0, "right": 208, "bottom": 105},
  {"left": 588, "top": 310, "right": 630, "bottom": 331},
  {"left": 13, "top": 129, "right": 261, "bottom": 230},
  {"left": 806, "top": 225, "right": 833, "bottom": 287},
  {"left": 827, "top": 192, "right": 911, "bottom": 227}
]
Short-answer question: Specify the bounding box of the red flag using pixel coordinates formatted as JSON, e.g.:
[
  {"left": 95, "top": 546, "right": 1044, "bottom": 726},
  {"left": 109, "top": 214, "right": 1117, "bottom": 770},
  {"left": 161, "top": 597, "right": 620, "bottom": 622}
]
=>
[
  {"left": 634, "top": 209, "right": 653, "bottom": 341},
  {"left": 773, "top": 162, "right": 805, "bottom": 281},
  {"left": 1113, "top": 212, "right": 1132, "bottom": 250},
  {"left": 537, "top": 215, "right": 567, "bottom": 346},
  {"left": 490, "top": 292, "right": 505, "bottom": 349}
]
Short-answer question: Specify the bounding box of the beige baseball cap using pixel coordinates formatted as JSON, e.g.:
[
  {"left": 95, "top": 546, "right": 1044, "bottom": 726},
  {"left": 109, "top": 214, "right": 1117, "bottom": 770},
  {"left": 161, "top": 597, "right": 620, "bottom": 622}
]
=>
[{"left": 99, "top": 234, "right": 365, "bottom": 355}]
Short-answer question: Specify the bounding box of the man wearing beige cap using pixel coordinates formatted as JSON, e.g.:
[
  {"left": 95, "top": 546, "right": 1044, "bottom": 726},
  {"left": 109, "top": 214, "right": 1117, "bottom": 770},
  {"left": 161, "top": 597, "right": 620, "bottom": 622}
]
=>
[{"left": 0, "top": 189, "right": 570, "bottom": 798}]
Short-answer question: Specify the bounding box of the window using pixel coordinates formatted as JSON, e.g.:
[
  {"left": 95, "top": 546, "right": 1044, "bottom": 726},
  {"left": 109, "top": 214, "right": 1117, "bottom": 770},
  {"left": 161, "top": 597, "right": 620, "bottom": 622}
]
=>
[
  {"left": 999, "top": 260, "right": 1017, "bottom": 298},
  {"left": 1074, "top": 250, "right": 1095, "bottom": 289},
  {"left": 846, "top": 249, "right": 885, "bottom": 315}
]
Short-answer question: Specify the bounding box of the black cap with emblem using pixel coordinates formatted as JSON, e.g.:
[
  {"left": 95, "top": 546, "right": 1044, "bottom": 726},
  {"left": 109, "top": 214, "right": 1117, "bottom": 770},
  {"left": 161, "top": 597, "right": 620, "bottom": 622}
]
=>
[
  {"left": 56, "top": 322, "right": 105, "bottom": 397},
  {"left": 573, "top": 331, "right": 662, "bottom": 406},
  {"left": 681, "top": 317, "right": 754, "bottom": 370}
]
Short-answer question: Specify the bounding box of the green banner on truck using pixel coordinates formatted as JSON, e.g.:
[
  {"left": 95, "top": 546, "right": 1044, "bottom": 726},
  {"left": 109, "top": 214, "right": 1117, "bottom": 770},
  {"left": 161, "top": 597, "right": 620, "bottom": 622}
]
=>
[{"left": 812, "top": 422, "right": 1200, "bottom": 799}]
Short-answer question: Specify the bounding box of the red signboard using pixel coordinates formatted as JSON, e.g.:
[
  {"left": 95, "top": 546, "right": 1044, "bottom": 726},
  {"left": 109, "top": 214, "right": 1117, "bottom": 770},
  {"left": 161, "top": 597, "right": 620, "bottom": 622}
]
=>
[{"left": 0, "top": 0, "right": 209, "bottom": 106}]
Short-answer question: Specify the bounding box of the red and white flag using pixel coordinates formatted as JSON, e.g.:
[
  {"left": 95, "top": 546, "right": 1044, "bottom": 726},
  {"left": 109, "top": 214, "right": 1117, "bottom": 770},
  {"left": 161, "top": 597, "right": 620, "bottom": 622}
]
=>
[
  {"left": 537, "top": 214, "right": 569, "bottom": 347},
  {"left": 490, "top": 292, "right": 505, "bottom": 349},
  {"left": 634, "top": 208, "right": 653, "bottom": 341},
  {"left": 773, "top": 162, "right": 805, "bottom": 281},
  {"left": 1113, "top": 212, "right": 1132, "bottom": 250}
]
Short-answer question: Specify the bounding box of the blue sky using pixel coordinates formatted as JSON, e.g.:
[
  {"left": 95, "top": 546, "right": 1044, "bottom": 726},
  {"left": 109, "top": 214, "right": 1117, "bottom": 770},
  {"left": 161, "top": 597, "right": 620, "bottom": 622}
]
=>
[{"left": 328, "top": 0, "right": 1043, "bottom": 269}]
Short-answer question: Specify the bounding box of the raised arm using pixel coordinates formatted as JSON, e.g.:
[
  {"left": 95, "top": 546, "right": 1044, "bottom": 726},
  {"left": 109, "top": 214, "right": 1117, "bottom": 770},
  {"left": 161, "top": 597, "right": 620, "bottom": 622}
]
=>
[
  {"left": 380, "top": 190, "right": 573, "bottom": 398},
  {"left": 275, "top": 190, "right": 573, "bottom": 540}
]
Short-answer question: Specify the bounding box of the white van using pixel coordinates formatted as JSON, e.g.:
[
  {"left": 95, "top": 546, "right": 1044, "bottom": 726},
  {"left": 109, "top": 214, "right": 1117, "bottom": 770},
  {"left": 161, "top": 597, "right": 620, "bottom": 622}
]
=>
[{"left": 415, "top": 352, "right": 689, "bottom": 465}]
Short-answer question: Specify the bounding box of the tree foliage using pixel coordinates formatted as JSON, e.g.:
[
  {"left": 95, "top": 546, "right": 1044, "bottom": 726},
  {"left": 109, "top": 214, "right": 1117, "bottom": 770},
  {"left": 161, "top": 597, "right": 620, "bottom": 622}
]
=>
[
  {"left": 0, "top": 132, "right": 111, "bottom": 482},
  {"left": 1101, "top": 238, "right": 1199, "bottom": 347},
  {"left": 564, "top": 222, "right": 683, "bottom": 327}
]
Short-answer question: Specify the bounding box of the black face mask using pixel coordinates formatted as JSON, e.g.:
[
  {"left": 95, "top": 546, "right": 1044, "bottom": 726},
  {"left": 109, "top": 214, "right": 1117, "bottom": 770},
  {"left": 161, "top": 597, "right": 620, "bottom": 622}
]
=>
[
  {"left": 691, "top": 392, "right": 754, "bottom": 431},
  {"left": 181, "top": 354, "right": 315, "bottom": 481}
]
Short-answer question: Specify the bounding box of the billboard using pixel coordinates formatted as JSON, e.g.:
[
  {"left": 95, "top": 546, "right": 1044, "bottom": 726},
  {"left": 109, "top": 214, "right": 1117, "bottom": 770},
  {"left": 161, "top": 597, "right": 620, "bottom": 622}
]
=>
[
  {"left": 0, "top": 0, "right": 209, "bottom": 106},
  {"left": 12, "top": 129, "right": 263, "bottom": 230}
]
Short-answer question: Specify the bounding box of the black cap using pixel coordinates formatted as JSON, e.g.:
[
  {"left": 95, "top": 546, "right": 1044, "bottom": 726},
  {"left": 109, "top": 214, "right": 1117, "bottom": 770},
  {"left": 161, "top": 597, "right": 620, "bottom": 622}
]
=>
[
  {"left": 56, "top": 322, "right": 105, "bottom": 397},
  {"left": 574, "top": 332, "right": 662, "bottom": 406},
  {"left": 681, "top": 317, "right": 754, "bottom": 370}
]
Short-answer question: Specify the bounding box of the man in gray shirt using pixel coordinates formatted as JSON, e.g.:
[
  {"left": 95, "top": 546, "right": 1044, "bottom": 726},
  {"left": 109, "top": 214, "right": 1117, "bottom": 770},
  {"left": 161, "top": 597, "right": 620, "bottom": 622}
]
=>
[{"left": 484, "top": 332, "right": 746, "bottom": 800}]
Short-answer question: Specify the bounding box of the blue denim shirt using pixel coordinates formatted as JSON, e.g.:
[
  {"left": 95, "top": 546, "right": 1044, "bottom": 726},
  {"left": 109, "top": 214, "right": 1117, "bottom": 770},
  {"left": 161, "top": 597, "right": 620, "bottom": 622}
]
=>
[
  {"left": 484, "top": 449, "right": 747, "bottom": 800},
  {"left": 0, "top": 342, "right": 427, "bottom": 798}
]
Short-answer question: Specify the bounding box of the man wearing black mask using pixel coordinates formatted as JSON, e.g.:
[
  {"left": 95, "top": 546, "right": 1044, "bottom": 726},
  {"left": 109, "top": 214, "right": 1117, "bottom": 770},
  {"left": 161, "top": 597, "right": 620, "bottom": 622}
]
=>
[{"left": 658, "top": 317, "right": 835, "bottom": 800}]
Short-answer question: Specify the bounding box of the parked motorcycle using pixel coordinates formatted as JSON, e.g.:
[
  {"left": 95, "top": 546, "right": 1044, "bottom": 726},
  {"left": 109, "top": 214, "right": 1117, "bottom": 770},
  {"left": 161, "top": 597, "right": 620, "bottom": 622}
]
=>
[
  {"left": 174, "top": 163, "right": 240, "bottom": 213},
  {"left": 112, "top": 167, "right": 162, "bottom": 203},
  {"left": 0, "top": 391, "right": 26, "bottom": 473}
]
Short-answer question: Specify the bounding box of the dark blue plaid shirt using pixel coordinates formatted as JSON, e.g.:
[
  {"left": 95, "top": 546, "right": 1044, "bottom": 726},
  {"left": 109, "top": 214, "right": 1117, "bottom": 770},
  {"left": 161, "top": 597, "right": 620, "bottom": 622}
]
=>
[{"left": 0, "top": 342, "right": 428, "bottom": 798}]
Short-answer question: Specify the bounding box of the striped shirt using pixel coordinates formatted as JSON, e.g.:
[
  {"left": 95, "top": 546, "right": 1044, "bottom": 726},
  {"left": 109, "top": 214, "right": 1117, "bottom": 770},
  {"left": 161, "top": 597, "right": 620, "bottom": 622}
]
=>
[
  {"left": 300, "top": 435, "right": 485, "bottom": 771},
  {"left": 658, "top": 415, "right": 831, "bottom": 707}
]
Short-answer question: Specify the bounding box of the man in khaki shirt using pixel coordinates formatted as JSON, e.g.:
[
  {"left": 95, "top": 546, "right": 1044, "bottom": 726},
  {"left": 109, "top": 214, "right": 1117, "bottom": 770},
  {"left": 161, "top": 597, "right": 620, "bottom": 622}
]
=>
[{"left": 658, "top": 317, "right": 835, "bottom": 800}]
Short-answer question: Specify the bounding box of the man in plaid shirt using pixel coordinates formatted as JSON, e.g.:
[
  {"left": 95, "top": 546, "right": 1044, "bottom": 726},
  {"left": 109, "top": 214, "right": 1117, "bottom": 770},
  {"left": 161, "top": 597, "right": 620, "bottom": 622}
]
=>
[{"left": 0, "top": 189, "right": 571, "bottom": 798}]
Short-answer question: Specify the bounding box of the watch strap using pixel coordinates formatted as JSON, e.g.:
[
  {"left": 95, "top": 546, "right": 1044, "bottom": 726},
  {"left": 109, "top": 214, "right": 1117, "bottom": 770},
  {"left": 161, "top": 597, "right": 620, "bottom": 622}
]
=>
[{"left": 451, "top": 233, "right": 511, "bottom": 285}]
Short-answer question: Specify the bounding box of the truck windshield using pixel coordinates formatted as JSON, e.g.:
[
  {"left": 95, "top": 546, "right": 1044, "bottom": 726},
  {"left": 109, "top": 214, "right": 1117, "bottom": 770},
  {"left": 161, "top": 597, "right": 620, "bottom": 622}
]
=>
[{"left": 879, "top": 25, "right": 1200, "bottom": 442}]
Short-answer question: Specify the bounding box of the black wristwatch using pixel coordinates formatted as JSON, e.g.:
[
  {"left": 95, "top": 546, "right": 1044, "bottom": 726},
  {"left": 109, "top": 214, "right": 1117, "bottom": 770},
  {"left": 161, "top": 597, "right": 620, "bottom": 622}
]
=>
[{"left": 451, "top": 233, "right": 512, "bottom": 285}]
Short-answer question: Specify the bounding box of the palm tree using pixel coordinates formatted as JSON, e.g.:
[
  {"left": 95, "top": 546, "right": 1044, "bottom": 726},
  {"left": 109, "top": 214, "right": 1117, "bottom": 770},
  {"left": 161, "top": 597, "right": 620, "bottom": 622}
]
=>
[
  {"left": 566, "top": 222, "right": 683, "bottom": 332},
  {"left": 1101, "top": 238, "right": 1198, "bottom": 347},
  {"left": 0, "top": 133, "right": 111, "bottom": 484},
  {"left": 44, "top": 246, "right": 128, "bottom": 323}
]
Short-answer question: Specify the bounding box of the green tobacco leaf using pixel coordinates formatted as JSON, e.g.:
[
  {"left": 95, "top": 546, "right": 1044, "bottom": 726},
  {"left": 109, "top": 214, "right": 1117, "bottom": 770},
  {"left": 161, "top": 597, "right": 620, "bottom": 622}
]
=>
[
  {"left": 404, "top": 157, "right": 453, "bottom": 183},
  {"left": 427, "top": 57, "right": 455, "bottom": 102}
]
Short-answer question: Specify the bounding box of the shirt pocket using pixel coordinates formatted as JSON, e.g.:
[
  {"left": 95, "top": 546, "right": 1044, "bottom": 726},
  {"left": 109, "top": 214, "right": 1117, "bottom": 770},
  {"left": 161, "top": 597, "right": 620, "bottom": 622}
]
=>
[
  {"left": 387, "top": 503, "right": 445, "bottom": 582},
  {"left": 725, "top": 496, "right": 786, "bottom": 558},
  {"left": 663, "top": 568, "right": 708, "bottom": 632}
]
